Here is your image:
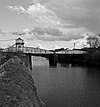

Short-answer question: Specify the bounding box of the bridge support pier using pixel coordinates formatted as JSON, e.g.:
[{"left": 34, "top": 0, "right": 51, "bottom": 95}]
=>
[
  {"left": 49, "top": 53, "right": 57, "bottom": 67},
  {"left": 25, "top": 54, "right": 32, "bottom": 70},
  {"left": 28, "top": 55, "right": 32, "bottom": 70}
]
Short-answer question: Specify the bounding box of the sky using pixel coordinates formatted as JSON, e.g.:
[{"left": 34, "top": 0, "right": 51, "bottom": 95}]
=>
[{"left": 0, "top": 0, "right": 100, "bottom": 49}]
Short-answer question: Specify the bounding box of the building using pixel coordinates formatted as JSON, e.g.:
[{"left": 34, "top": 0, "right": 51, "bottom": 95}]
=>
[{"left": 15, "top": 37, "right": 24, "bottom": 52}]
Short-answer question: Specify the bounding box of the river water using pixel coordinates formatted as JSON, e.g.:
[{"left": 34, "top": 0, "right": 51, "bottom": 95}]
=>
[{"left": 32, "top": 56, "right": 100, "bottom": 107}]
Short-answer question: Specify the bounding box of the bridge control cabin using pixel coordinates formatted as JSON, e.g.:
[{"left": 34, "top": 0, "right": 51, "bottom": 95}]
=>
[{"left": 15, "top": 37, "right": 24, "bottom": 52}]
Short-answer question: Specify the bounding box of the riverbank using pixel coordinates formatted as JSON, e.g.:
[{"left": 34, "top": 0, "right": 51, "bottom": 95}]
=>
[
  {"left": 57, "top": 51, "right": 100, "bottom": 67},
  {"left": 0, "top": 54, "right": 45, "bottom": 107}
]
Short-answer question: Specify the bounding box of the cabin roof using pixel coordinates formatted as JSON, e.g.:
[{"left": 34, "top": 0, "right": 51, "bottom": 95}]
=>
[{"left": 16, "top": 37, "right": 23, "bottom": 41}]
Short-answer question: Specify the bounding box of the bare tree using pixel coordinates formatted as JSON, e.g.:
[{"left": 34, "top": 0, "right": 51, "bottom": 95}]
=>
[{"left": 87, "top": 36, "right": 100, "bottom": 48}]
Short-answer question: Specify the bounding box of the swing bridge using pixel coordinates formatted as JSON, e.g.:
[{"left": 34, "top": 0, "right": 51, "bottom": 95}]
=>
[{"left": 1, "top": 38, "right": 87, "bottom": 68}]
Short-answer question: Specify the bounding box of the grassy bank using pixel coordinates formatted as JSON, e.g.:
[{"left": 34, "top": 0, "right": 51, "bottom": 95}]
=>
[{"left": 0, "top": 54, "right": 45, "bottom": 107}]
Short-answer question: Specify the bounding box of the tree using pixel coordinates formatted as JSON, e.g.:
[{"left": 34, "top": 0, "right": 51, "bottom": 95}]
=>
[{"left": 87, "top": 36, "right": 100, "bottom": 48}]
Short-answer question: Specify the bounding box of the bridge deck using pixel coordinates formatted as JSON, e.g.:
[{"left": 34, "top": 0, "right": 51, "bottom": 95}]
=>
[{"left": 2, "top": 47, "right": 87, "bottom": 55}]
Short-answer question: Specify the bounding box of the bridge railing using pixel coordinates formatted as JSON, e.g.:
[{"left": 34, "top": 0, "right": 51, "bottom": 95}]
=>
[
  {"left": 2, "top": 47, "right": 54, "bottom": 54},
  {"left": 2, "top": 47, "right": 87, "bottom": 54},
  {"left": 56, "top": 50, "right": 87, "bottom": 54}
]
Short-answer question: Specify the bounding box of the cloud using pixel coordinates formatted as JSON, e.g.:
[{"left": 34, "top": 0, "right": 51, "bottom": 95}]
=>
[
  {"left": 0, "top": 29, "right": 7, "bottom": 36},
  {"left": 36, "top": 43, "right": 44, "bottom": 49},
  {"left": 45, "top": 0, "right": 90, "bottom": 24},
  {"left": 33, "top": 27, "right": 63, "bottom": 36},
  {"left": 34, "top": 27, "right": 87, "bottom": 41},
  {"left": 8, "top": 3, "right": 63, "bottom": 27},
  {"left": 10, "top": 26, "right": 88, "bottom": 41},
  {"left": 0, "top": 29, "right": 13, "bottom": 38},
  {"left": 6, "top": 0, "right": 100, "bottom": 33},
  {"left": 35, "top": 0, "right": 100, "bottom": 33},
  {"left": 49, "top": 45, "right": 59, "bottom": 50},
  {"left": 8, "top": 5, "right": 25, "bottom": 14},
  {"left": 12, "top": 32, "right": 26, "bottom": 36},
  {"left": 8, "top": 0, "right": 93, "bottom": 42}
]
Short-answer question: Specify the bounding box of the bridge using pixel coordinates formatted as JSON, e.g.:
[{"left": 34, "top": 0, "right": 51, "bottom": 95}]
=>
[
  {"left": 1, "top": 37, "right": 87, "bottom": 68},
  {"left": 3, "top": 47, "right": 53, "bottom": 54}
]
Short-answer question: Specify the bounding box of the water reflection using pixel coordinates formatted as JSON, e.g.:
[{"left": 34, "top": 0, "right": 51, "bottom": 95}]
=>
[
  {"left": 32, "top": 56, "right": 100, "bottom": 107},
  {"left": 86, "top": 67, "right": 100, "bottom": 78}
]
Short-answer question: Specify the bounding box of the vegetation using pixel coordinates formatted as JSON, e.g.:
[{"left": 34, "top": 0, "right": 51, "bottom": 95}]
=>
[
  {"left": 0, "top": 56, "right": 45, "bottom": 107},
  {"left": 87, "top": 35, "right": 100, "bottom": 48}
]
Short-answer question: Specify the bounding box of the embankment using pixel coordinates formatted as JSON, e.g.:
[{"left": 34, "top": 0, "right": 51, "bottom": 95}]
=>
[
  {"left": 0, "top": 55, "right": 45, "bottom": 107},
  {"left": 57, "top": 52, "right": 100, "bottom": 66}
]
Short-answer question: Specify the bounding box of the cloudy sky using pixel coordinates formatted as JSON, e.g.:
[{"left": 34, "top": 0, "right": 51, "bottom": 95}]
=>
[{"left": 0, "top": 0, "right": 99, "bottom": 49}]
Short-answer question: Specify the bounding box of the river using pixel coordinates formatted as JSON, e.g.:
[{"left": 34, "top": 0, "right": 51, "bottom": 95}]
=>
[{"left": 31, "top": 56, "right": 100, "bottom": 107}]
